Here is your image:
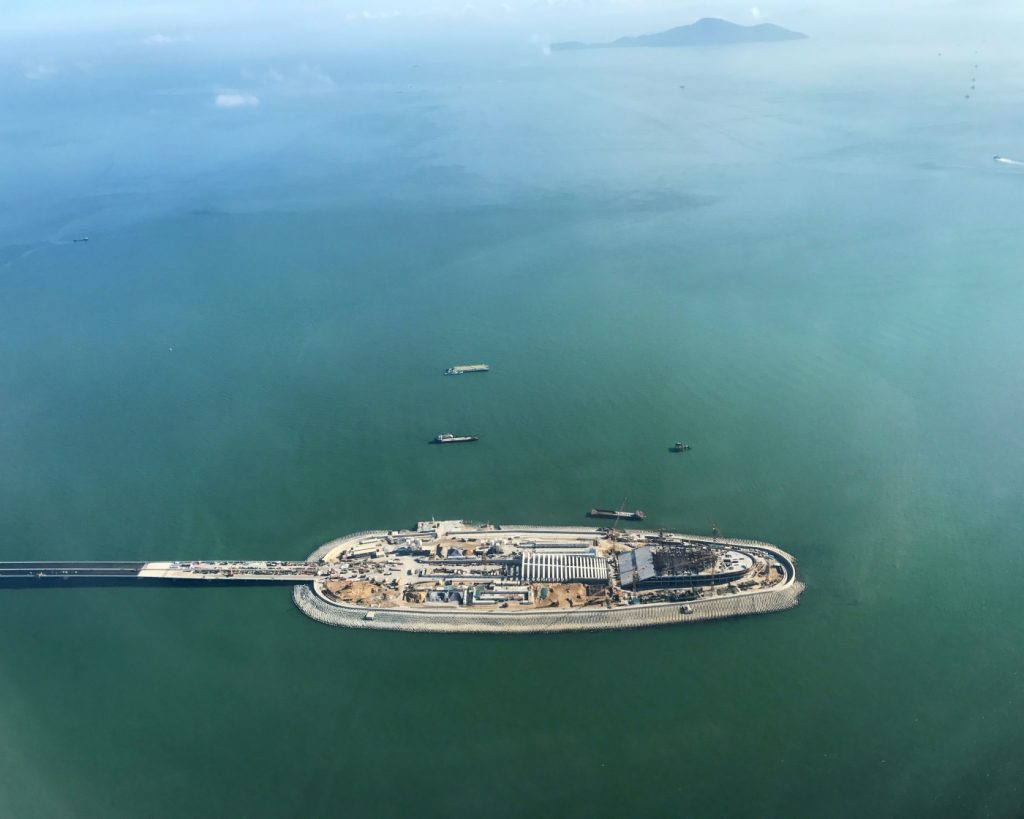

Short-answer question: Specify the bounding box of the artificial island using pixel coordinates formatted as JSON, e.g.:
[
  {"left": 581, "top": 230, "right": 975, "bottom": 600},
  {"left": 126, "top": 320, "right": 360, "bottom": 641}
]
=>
[
  {"left": 294, "top": 519, "right": 803, "bottom": 632},
  {"left": 0, "top": 520, "right": 803, "bottom": 633}
]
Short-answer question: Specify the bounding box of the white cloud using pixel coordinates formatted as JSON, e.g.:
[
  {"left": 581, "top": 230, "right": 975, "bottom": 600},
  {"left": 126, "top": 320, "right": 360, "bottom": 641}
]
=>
[
  {"left": 345, "top": 9, "right": 402, "bottom": 21},
  {"left": 750, "top": 6, "right": 763, "bottom": 20},
  {"left": 214, "top": 92, "right": 260, "bottom": 108},
  {"left": 23, "top": 62, "right": 58, "bottom": 80},
  {"left": 143, "top": 33, "right": 192, "bottom": 45},
  {"left": 260, "top": 64, "right": 336, "bottom": 95}
]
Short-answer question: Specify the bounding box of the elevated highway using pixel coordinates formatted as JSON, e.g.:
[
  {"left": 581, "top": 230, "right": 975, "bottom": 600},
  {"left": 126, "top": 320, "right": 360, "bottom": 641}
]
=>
[
  {"left": 0, "top": 560, "right": 326, "bottom": 586},
  {"left": 0, "top": 561, "right": 146, "bottom": 579}
]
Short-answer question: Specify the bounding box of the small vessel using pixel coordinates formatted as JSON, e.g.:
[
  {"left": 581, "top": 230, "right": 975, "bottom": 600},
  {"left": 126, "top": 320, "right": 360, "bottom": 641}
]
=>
[
  {"left": 671, "top": 442, "right": 691, "bottom": 452},
  {"left": 444, "top": 364, "right": 489, "bottom": 375},
  {"left": 432, "top": 433, "right": 480, "bottom": 444},
  {"left": 588, "top": 508, "right": 646, "bottom": 521},
  {"left": 72, "top": 237, "right": 90, "bottom": 243}
]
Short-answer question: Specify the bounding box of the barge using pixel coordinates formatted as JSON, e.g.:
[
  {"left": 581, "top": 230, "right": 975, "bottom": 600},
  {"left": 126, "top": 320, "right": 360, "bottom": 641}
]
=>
[
  {"left": 432, "top": 433, "right": 479, "bottom": 444},
  {"left": 588, "top": 508, "right": 646, "bottom": 521},
  {"left": 444, "top": 364, "right": 489, "bottom": 375}
]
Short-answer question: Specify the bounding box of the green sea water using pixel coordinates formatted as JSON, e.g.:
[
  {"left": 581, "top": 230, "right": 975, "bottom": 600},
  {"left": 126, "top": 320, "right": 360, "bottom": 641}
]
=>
[{"left": 1, "top": 40, "right": 1023, "bottom": 817}]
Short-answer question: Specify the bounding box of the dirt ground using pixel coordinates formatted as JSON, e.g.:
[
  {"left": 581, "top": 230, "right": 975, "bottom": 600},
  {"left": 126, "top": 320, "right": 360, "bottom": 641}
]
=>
[
  {"left": 322, "top": 580, "right": 397, "bottom": 607},
  {"left": 324, "top": 579, "right": 614, "bottom": 610},
  {"left": 539, "top": 583, "right": 609, "bottom": 608}
]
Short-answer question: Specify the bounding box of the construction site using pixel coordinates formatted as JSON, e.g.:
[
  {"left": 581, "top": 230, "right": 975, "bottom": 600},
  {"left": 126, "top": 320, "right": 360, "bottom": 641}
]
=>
[{"left": 300, "top": 520, "right": 801, "bottom": 630}]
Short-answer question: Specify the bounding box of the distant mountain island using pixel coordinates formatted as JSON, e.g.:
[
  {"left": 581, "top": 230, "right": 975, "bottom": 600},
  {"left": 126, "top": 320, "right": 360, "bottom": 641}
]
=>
[{"left": 552, "top": 17, "right": 807, "bottom": 51}]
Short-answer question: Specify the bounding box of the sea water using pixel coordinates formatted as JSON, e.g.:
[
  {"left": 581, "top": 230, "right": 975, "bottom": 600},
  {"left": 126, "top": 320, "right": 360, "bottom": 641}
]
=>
[{"left": 0, "top": 35, "right": 1022, "bottom": 817}]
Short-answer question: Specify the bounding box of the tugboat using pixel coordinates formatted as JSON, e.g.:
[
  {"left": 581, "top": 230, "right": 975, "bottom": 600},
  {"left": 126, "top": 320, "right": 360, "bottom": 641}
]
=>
[
  {"left": 432, "top": 433, "right": 480, "bottom": 444},
  {"left": 671, "top": 442, "right": 691, "bottom": 452}
]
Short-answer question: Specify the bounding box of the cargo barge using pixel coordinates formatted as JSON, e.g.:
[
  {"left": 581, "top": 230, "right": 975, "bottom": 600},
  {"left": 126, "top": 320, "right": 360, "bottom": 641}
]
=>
[
  {"left": 588, "top": 508, "right": 646, "bottom": 521},
  {"left": 432, "top": 433, "right": 480, "bottom": 444},
  {"left": 444, "top": 364, "right": 489, "bottom": 375}
]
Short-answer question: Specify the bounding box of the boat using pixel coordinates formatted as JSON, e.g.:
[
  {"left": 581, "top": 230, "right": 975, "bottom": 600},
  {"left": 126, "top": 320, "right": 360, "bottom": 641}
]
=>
[
  {"left": 671, "top": 442, "right": 691, "bottom": 452},
  {"left": 444, "top": 364, "right": 489, "bottom": 375},
  {"left": 72, "top": 237, "right": 89, "bottom": 243},
  {"left": 588, "top": 508, "right": 646, "bottom": 521},
  {"left": 432, "top": 433, "right": 480, "bottom": 444}
]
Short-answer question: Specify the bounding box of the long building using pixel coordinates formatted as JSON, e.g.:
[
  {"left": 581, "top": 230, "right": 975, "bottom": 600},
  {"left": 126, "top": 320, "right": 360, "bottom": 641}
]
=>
[
  {"left": 519, "top": 551, "right": 608, "bottom": 583},
  {"left": 618, "top": 545, "right": 754, "bottom": 588}
]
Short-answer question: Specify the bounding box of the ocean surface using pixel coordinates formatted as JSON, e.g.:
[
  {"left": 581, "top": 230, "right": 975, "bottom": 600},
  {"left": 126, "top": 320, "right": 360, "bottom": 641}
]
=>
[{"left": 1, "top": 34, "right": 1023, "bottom": 817}]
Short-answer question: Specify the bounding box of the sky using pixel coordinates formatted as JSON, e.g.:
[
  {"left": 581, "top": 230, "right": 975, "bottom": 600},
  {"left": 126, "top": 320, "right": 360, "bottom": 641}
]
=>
[
  {"left": 2, "top": 0, "right": 1019, "bottom": 104},
  {"left": 1, "top": 1, "right": 1020, "bottom": 93},
  {"left": 3, "top": 0, "right": 1022, "bottom": 48}
]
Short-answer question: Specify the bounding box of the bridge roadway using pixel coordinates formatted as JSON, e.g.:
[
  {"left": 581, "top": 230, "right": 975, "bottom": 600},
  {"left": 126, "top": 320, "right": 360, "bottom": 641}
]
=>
[{"left": 0, "top": 560, "right": 323, "bottom": 582}]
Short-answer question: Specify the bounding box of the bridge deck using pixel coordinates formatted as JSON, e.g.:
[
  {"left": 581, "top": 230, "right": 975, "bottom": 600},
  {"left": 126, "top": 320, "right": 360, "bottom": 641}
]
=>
[
  {"left": 0, "top": 560, "right": 321, "bottom": 582},
  {"left": 0, "top": 561, "right": 145, "bottom": 578},
  {"left": 140, "top": 561, "right": 319, "bottom": 581}
]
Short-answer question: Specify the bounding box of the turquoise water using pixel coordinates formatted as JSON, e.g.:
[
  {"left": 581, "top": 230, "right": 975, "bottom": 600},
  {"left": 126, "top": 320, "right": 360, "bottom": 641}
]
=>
[{"left": 1, "top": 38, "right": 1023, "bottom": 817}]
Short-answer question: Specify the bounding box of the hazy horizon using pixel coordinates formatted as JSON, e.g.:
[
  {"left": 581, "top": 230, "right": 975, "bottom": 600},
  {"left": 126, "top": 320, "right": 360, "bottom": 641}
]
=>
[{"left": 2, "top": 1, "right": 1022, "bottom": 249}]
